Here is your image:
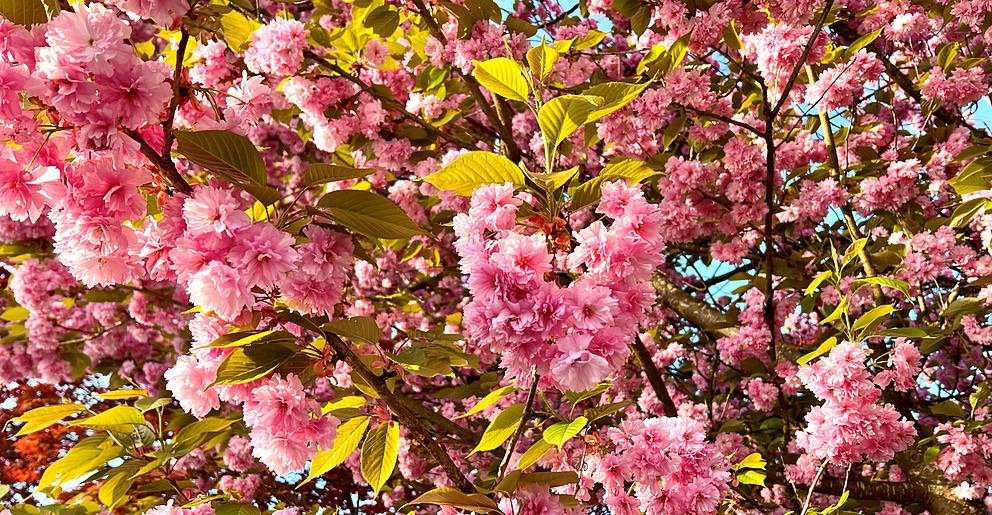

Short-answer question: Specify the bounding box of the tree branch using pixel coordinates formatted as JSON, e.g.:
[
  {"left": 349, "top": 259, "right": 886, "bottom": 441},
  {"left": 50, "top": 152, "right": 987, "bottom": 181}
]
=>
[
  {"left": 630, "top": 339, "right": 677, "bottom": 417},
  {"left": 323, "top": 332, "right": 475, "bottom": 492}
]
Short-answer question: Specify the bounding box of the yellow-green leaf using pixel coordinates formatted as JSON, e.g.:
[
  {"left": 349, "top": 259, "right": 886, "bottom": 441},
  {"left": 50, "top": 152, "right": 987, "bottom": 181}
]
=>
[
  {"left": 302, "top": 163, "right": 372, "bottom": 187},
  {"left": 11, "top": 403, "right": 86, "bottom": 436},
  {"left": 583, "top": 81, "right": 651, "bottom": 123},
  {"left": 804, "top": 270, "right": 833, "bottom": 296},
  {"left": 797, "top": 336, "right": 838, "bottom": 365},
  {"left": 324, "top": 316, "right": 381, "bottom": 344},
  {"left": 852, "top": 304, "right": 895, "bottom": 334},
  {"left": 455, "top": 385, "right": 517, "bottom": 420},
  {"left": 732, "top": 452, "right": 767, "bottom": 471},
  {"left": 73, "top": 406, "right": 147, "bottom": 433},
  {"left": 361, "top": 421, "right": 400, "bottom": 493},
  {"left": 318, "top": 190, "right": 424, "bottom": 239},
  {"left": 538, "top": 94, "right": 603, "bottom": 151},
  {"left": 542, "top": 416, "right": 587, "bottom": 448},
  {"left": 213, "top": 341, "right": 297, "bottom": 385},
  {"left": 516, "top": 438, "right": 552, "bottom": 470},
  {"left": 471, "top": 403, "right": 525, "bottom": 454},
  {"left": 0, "top": 0, "right": 58, "bottom": 26},
  {"left": 1, "top": 306, "right": 29, "bottom": 322},
  {"left": 569, "top": 158, "right": 659, "bottom": 210},
  {"left": 820, "top": 297, "right": 848, "bottom": 325},
  {"left": 526, "top": 43, "right": 559, "bottom": 82},
  {"left": 424, "top": 151, "right": 525, "bottom": 196},
  {"left": 737, "top": 470, "right": 766, "bottom": 486},
  {"left": 472, "top": 57, "right": 529, "bottom": 102},
  {"left": 38, "top": 436, "right": 121, "bottom": 493},
  {"left": 97, "top": 389, "right": 149, "bottom": 400},
  {"left": 403, "top": 487, "right": 500, "bottom": 514},
  {"left": 303, "top": 416, "right": 371, "bottom": 485},
  {"left": 219, "top": 10, "right": 260, "bottom": 52},
  {"left": 98, "top": 464, "right": 138, "bottom": 508}
]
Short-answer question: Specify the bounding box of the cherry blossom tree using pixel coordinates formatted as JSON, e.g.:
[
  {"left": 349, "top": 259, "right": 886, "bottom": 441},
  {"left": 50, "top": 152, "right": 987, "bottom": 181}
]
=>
[{"left": 1, "top": 0, "right": 992, "bottom": 513}]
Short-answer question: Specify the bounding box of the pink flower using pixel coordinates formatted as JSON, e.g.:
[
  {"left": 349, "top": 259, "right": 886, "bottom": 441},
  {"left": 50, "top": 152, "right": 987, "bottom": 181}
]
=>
[
  {"left": 224, "top": 74, "right": 273, "bottom": 124},
  {"left": 0, "top": 161, "right": 57, "bottom": 223},
  {"left": 566, "top": 282, "right": 617, "bottom": 330},
  {"left": 94, "top": 60, "right": 172, "bottom": 129},
  {"left": 186, "top": 261, "right": 253, "bottom": 321},
  {"left": 228, "top": 223, "right": 300, "bottom": 289},
  {"left": 243, "top": 19, "right": 308, "bottom": 76},
  {"left": 491, "top": 232, "right": 552, "bottom": 282},
  {"left": 183, "top": 186, "right": 250, "bottom": 236},
  {"left": 164, "top": 354, "right": 220, "bottom": 418},
  {"left": 469, "top": 182, "right": 521, "bottom": 231},
  {"left": 551, "top": 333, "right": 611, "bottom": 392}
]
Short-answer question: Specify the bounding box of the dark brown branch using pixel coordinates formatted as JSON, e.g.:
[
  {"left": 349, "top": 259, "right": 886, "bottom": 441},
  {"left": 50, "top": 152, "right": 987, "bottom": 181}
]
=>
[
  {"left": 630, "top": 339, "right": 677, "bottom": 417},
  {"left": 125, "top": 129, "right": 193, "bottom": 194},
  {"left": 652, "top": 274, "right": 738, "bottom": 338},
  {"left": 323, "top": 332, "right": 475, "bottom": 492},
  {"left": 160, "top": 28, "right": 189, "bottom": 162}
]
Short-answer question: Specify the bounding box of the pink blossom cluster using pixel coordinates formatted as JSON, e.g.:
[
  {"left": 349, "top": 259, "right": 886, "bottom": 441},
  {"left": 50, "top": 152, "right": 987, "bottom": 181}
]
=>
[
  {"left": 244, "top": 19, "right": 308, "bottom": 76},
  {"left": 922, "top": 67, "right": 989, "bottom": 109},
  {"left": 795, "top": 341, "right": 916, "bottom": 465},
  {"left": 28, "top": 3, "right": 172, "bottom": 141},
  {"left": 743, "top": 23, "right": 826, "bottom": 102},
  {"left": 854, "top": 159, "right": 921, "bottom": 215},
  {"left": 455, "top": 181, "right": 664, "bottom": 391},
  {"left": 805, "top": 50, "right": 884, "bottom": 111},
  {"left": 591, "top": 416, "right": 731, "bottom": 515},
  {"left": 166, "top": 335, "right": 339, "bottom": 475}
]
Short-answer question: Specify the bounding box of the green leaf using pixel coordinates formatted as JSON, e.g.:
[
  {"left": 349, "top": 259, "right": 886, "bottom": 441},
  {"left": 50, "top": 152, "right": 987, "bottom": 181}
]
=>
[
  {"left": 842, "top": 237, "right": 867, "bottom": 266},
  {"left": 949, "top": 197, "right": 988, "bottom": 228},
  {"left": 472, "top": 57, "right": 529, "bottom": 102},
  {"left": 176, "top": 130, "right": 281, "bottom": 206},
  {"left": 471, "top": 403, "right": 525, "bottom": 454},
  {"left": 73, "top": 406, "right": 147, "bottom": 433},
  {"left": 732, "top": 453, "right": 767, "bottom": 471},
  {"left": 821, "top": 490, "right": 849, "bottom": 515},
  {"left": 569, "top": 158, "right": 659, "bottom": 210},
  {"left": 219, "top": 10, "right": 260, "bottom": 51},
  {"left": 852, "top": 304, "right": 895, "bottom": 335},
  {"left": 942, "top": 297, "right": 985, "bottom": 319},
  {"left": 572, "top": 30, "right": 606, "bottom": 50},
  {"left": 736, "top": 470, "right": 766, "bottom": 486},
  {"left": 526, "top": 43, "right": 559, "bottom": 82},
  {"left": 845, "top": 28, "right": 882, "bottom": 58},
  {"left": 538, "top": 94, "right": 603, "bottom": 152},
  {"left": 302, "top": 416, "right": 370, "bottom": 485},
  {"left": 455, "top": 385, "right": 517, "bottom": 419},
  {"left": 530, "top": 166, "right": 579, "bottom": 193},
  {"left": 820, "top": 297, "right": 848, "bottom": 325},
  {"left": 38, "top": 436, "right": 121, "bottom": 493},
  {"left": 0, "top": 0, "right": 58, "bottom": 26},
  {"left": 322, "top": 396, "right": 366, "bottom": 414},
  {"left": 361, "top": 421, "right": 400, "bottom": 493},
  {"left": 176, "top": 130, "right": 267, "bottom": 185},
  {"left": 516, "top": 439, "right": 552, "bottom": 470},
  {"left": 11, "top": 404, "right": 86, "bottom": 436},
  {"left": 797, "top": 336, "right": 838, "bottom": 365},
  {"left": 97, "top": 389, "right": 149, "bottom": 400},
  {"left": 423, "top": 151, "right": 525, "bottom": 196},
  {"left": 931, "top": 400, "right": 966, "bottom": 417},
  {"left": 495, "top": 470, "right": 579, "bottom": 494},
  {"left": 172, "top": 417, "right": 237, "bottom": 455},
  {"left": 583, "top": 81, "right": 651, "bottom": 123},
  {"left": 213, "top": 341, "right": 298, "bottom": 385},
  {"left": 363, "top": 5, "right": 400, "bottom": 37},
  {"left": 852, "top": 276, "right": 910, "bottom": 297},
  {"left": 403, "top": 487, "right": 500, "bottom": 514},
  {"left": 324, "top": 316, "right": 381, "bottom": 344},
  {"left": 542, "top": 416, "right": 587, "bottom": 447},
  {"left": 318, "top": 190, "right": 424, "bottom": 239},
  {"left": 203, "top": 330, "right": 295, "bottom": 349},
  {"left": 1, "top": 306, "right": 29, "bottom": 322},
  {"left": 804, "top": 270, "right": 833, "bottom": 296},
  {"left": 302, "top": 163, "right": 372, "bottom": 187},
  {"left": 722, "top": 20, "right": 743, "bottom": 50},
  {"left": 98, "top": 464, "right": 138, "bottom": 508},
  {"left": 213, "top": 502, "right": 261, "bottom": 515}
]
